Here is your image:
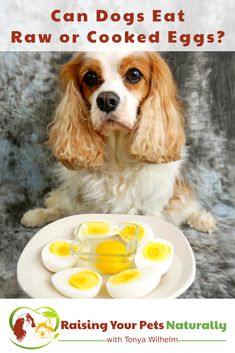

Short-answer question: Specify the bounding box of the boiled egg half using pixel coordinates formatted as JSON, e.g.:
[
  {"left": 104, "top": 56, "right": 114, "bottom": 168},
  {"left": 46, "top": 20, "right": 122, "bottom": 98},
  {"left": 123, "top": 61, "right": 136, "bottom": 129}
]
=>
[
  {"left": 135, "top": 239, "right": 174, "bottom": 275},
  {"left": 41, "top": 239, "right": 78, "bottom": 272},
  {"left": 76, "top": 221, "right": 119, "bottom": 239},
  {"left": 51, "top": 267, "right": 102, "bottom": 298},
  {"left": 106, "top": 268, "right": 161, "bottom": 298},
  {"left": 119, "top": 221, "right": 154, "bottom": 245}
]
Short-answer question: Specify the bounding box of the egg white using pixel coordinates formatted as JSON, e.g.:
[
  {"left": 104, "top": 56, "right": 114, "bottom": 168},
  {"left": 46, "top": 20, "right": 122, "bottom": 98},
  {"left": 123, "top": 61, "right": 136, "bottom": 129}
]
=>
[
  {"left": 74, "top": 221, "right": 119, "bottom": 239},
  {"left": 135, "top": 239, "right": 174, "bottom": 275},
  {"left": 106, "top": 267, "right": 161, "bottom": 298},
  {"left": 41, "top": 239, "right": 77, "bottom": 273},
  {"left": 51, "top": 267, "right": 102, "bottom": 298}
]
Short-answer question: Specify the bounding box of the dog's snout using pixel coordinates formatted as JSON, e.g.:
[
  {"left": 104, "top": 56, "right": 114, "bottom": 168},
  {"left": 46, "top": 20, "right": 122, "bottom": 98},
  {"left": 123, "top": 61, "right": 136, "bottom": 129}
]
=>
[{"left": 96, "top": 91, "right": 120, "bottom": 113}]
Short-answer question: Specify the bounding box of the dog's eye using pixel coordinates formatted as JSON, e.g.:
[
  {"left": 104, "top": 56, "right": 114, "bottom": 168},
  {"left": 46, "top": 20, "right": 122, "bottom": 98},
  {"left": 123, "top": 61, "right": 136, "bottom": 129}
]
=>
[
  {"left": 125, "top": 68, "right": 142, "bottom": 83},
  {"left": 83, "top": 71, "right": 98, "bottom": 87}
]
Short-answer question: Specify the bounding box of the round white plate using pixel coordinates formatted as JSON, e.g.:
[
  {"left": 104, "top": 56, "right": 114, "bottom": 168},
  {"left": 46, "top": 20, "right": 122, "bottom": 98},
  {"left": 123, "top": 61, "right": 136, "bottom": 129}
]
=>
[{"left": 17, "top": 214, "right": 195, "bottom": 298}]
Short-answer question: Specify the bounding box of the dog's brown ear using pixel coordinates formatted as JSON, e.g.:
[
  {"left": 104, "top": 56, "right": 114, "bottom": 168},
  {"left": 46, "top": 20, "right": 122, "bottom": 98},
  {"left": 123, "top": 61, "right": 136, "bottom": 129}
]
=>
[
  {"left": 48, "top": 55, "right": 105, "bottom": 169},
  {"left": 129, "top": 52, "right": 185, "bottom": 163}
]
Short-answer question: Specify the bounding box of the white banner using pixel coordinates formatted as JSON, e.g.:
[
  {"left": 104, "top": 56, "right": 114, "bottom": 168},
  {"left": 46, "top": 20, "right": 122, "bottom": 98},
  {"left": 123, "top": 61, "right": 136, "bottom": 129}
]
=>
[
  {"left": 0, "top": 0, "right": 234, "bottom": 51},
  {"left": 0, "top": 299, "right": 234, "bottom": 352}
]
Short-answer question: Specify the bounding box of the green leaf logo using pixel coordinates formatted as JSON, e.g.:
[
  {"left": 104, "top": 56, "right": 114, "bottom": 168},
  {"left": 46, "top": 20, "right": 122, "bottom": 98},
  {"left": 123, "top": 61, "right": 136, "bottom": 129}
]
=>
[{"left": 42, "top": 311, "right": 59, "bottom": 319}]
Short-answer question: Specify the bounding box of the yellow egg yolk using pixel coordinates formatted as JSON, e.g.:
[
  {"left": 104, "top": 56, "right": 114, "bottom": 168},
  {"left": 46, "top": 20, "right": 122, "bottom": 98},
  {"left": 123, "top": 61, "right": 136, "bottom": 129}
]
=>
[
  {"left": 120, "top": 224, "right": 144, "bottom": 243},
  {"left": 50, "top": 241, "right": 71, "bottom": 256},
  {"left": 50, "top": 241, "right": 79, "bottom": 256},
  {"left": 69, "top": 270, "right": 99, "bottom": 290},
  {"left": 143, "top": 242, "right": 171, "bottom": 262},
  {"left": 95, "top": 240, "right": 130, "bottom": 274},
  {"left": 82, "top": 222, "right": 111, "bottom": 236},
  {"left": 109, "top": 269, "right": 141, "bottom": 285}
]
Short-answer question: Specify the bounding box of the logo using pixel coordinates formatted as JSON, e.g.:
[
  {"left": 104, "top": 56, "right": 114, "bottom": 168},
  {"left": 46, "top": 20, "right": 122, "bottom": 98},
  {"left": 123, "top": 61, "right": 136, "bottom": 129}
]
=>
[{"left": 9, "top": 306, "right": 60, "bottom": 349}]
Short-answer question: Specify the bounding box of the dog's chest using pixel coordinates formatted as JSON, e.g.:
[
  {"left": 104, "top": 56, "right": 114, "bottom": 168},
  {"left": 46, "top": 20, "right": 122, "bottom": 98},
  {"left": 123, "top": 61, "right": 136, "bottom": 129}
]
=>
[{"left": 76, "top": 161, "right": 180, "bottom": 214}]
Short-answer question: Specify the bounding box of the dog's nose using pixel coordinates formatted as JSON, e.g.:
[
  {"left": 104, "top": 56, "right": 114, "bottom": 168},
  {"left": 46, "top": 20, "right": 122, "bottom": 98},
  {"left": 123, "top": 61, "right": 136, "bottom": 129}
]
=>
[{"left": 96, "top": 92, "right": 120, "bottom": 113}]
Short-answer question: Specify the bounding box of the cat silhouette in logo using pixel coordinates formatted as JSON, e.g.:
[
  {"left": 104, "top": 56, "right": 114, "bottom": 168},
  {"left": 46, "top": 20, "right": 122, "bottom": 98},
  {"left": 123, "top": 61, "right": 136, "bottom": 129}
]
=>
[{"left": 35, "top": 319, "right": 54, "bottom": 339}]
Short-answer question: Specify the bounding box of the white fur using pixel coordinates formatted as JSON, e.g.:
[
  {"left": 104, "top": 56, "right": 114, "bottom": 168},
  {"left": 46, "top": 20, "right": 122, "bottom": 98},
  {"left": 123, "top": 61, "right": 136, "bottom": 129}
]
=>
[
  {"left": 21, "top": 131, "right": 216, "bottom": 232},
  {"left": 52, "top": 133, "right": 181, "bottom": 215}
]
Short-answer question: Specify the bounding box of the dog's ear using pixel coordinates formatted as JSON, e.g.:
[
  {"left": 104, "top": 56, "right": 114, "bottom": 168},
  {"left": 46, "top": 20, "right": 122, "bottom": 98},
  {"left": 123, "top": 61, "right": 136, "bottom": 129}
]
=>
[
  {"left": 129, "top": 52, "right": 185, "bottom": 163},
  {"left": 48, "top": 55, "right": 104, "bottom": 169}
]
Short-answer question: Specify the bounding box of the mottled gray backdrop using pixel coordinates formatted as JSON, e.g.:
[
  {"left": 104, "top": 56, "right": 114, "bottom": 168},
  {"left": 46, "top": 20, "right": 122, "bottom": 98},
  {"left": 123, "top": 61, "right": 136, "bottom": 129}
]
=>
[{"left": 0, "top": 52, "right": 234, "bottom": 298}]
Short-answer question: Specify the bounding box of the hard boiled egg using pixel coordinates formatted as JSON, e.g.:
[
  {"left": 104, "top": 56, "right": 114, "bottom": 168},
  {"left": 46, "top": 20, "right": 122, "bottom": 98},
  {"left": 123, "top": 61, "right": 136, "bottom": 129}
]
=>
[
  {"left": 119, "top": 221, "right": 154, "bottom": 245},
  {"left": 106, "top": 268, "right": 161, "bottom": 298},
  {"left": 41, "top": 239, "right": 77, "bottom": 272},
  {"left": 51, "top": 268, "right": 102, "bottom": 298},
  {"left": 76, "top": 221, "right": 119, "bottom": 239},
  {"left": 135, "top": 239, "right": 174, "bottom": 275}
]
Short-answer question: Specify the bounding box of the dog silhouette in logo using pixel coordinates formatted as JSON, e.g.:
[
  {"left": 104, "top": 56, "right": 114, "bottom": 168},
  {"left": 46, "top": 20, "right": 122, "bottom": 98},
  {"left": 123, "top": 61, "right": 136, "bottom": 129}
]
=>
[{"left": 13, "top": 313, "right": 36, "bottom": 342}]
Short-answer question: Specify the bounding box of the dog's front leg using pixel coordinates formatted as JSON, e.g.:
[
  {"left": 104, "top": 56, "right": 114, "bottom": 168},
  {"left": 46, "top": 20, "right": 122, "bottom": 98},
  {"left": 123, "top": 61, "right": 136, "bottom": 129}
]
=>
[
  {"left": 21, "top": 189, "right": 79, "bottom": 228},
  {"left": 21, "top": 207, "right": 65, "bottom": 228}
]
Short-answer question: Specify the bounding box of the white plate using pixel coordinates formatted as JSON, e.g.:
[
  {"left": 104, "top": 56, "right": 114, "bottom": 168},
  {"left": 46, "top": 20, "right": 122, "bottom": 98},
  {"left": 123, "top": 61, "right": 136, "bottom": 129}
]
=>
[{"left": 17, "top": 214, "right": 195, "bottom": 299}]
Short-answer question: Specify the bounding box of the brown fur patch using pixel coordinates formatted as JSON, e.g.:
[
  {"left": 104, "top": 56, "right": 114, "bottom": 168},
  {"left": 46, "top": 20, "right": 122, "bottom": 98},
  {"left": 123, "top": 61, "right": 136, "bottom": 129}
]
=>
[
  {"left": 48, "top": 54, "right": 105, "bottom": 170},
  {"left": 60, "top": 55, "right": 104, "bottom": 103},
  {"left": 59, "top": 54, "right": 84, "bottom": 88},
  {"left": 129, "top": 52, "right": 185, "bottom": 164},
  {"left": 165, "top": 179, "right": 194, "bottom": 211},
  {"left": 119, "top": 54, "right": 150, "bottom": 101},
  {"left": 79, "top": 59, "right": 104, "bottom": 101}
]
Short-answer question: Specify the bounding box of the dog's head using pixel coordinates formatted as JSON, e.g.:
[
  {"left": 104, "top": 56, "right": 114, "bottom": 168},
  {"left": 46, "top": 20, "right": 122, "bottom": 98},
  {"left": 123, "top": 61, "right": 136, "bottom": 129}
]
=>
[{"left": 49, "top": 51, "right": 185, "bottom": 169}]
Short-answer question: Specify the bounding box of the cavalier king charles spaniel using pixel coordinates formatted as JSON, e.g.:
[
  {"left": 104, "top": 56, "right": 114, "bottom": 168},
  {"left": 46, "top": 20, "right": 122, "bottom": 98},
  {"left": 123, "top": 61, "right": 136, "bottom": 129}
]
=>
[{"left": 21, "top": 51, "right": 216, "bottom": 233}]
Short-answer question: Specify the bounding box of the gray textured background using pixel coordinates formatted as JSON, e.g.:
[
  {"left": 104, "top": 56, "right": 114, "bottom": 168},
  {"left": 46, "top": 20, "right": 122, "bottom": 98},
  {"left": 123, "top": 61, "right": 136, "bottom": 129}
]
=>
[{"left": 0, "top": 52, "right": 234, "bottom": 298}]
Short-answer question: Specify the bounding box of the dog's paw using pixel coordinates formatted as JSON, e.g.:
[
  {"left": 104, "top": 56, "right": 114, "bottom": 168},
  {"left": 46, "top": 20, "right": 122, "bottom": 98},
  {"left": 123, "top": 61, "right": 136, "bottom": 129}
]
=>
[
  {"left": 187, "top": 210, "right": 217, "bottom": 234},
  {"left": 21, "top": 208, "right": 49, "bottom": 228}
]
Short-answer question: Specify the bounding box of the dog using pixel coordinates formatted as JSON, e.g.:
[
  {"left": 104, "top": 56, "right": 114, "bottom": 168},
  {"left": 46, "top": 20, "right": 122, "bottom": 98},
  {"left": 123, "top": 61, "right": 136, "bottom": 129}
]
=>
[{"left": 21, "top": 51, "right": 216, "bottom": 233}]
